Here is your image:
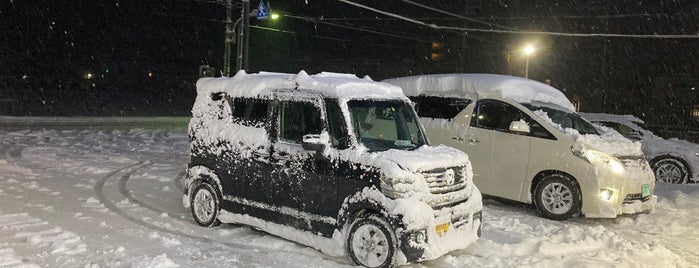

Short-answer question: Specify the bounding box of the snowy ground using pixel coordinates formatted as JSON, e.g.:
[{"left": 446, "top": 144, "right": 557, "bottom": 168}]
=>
[{"left": 0, "top": 118, "right": 697, "bottom": 267}]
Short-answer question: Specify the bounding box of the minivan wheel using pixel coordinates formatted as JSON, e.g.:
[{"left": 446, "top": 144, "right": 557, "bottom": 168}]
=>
[
  {"left": 652, "top": 157, "right": 689, "bottom": 184},
  {"left": 347, "top": 215, "right": 396, "bottom": 268},
  {"left": 191, "top": 183, "right": 222, "bottom": 227},
  {"left": 533, "top": 174, "right": 581, "bottom": 221}
]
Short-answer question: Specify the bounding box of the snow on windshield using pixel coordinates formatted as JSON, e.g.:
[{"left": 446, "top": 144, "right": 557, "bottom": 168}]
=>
[{"left": 383, "top": 73, "right": 576, "bottom": 111}]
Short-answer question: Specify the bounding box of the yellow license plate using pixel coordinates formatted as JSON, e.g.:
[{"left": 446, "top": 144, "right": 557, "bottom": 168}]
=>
[{"left": 435, "top": 222, "right": 451, "bottom": 236}]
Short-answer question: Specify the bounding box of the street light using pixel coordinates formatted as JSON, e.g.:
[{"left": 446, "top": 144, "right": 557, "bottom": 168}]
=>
[{"left": 523, "top": 44, "right": 535, "bottom": 78}]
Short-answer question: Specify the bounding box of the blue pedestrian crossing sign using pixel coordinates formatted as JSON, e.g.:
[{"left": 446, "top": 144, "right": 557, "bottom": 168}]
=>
[{"left": 256, "top": 0, "right": 269, "bottom": 20}]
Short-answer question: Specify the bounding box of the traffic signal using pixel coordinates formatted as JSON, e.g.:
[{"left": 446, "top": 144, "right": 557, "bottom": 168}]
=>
[{"left": 431, "top": 42, "right": 444, "bottom": 61}]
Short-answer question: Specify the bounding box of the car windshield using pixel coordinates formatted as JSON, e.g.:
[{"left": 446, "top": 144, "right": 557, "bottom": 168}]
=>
[
  {"left": 347, "top": 99, "right": 427, "bottom": 151},
  {"left": 522, "top": 104, "right": 600, "bottom": 135}
]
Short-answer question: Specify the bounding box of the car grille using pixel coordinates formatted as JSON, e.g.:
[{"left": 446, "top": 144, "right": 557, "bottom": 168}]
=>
[
  {"left": 623, "top": 193, "right": 652, "bottom": 203},
  {"left": 422, "top": 167, "right": 467, "bottom": 194},
  {"left": 618, "top": 156, "right": 648, "bottom": 169}
]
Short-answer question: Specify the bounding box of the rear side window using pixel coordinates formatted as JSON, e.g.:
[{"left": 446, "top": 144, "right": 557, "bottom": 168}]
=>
[
  {"left": 409, "top": 96, "right": 471, "bottom": 119},
  {"left": 231, "top": 98, "right": 269, "bottom": 127}
]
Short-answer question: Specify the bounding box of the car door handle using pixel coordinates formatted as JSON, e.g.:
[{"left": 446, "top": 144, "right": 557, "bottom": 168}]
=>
[
  {"left": 451, "top": 136, "right": 464, "bottom": 141},
  {"left": 468, "top": 137, "right": 480, "bottom": 143}
]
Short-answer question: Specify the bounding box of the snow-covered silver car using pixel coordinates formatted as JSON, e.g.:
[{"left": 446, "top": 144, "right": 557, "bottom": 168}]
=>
[{"left": 581, "top": 113, "right": 699, "bottom": 184}]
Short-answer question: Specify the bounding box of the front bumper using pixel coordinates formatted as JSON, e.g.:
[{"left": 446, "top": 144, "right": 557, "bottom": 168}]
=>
[
  {"left": 397, "top": 186, "right": 483, "bottom": 264},
  {"left": 581, "top": 161, "right": 657, "bottom": 218}
]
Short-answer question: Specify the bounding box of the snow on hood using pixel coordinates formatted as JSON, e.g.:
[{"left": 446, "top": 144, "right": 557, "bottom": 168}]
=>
[
  {"left": 383, "top": 73, "right": 575, "bottom": 112},
  {"left": 196, "top": 70, "right": 407, "bottom": 101},
  {"left": 532, "top": 110, "right": 644, "bottom": 157},
  {"left": 330, "top": 144, "right": 472, "bottom": 204},
  {"left": 575, "top": 132, "right": 644, "bottom": 157},
  {"left": 356, "top": 145, "right": 470, "bottom": 174}
]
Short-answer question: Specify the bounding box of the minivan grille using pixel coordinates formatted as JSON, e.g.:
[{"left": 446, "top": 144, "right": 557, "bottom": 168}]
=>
[
  {"left": 422, "top": 167, "right": 467, "bottom": 194},
  {"left": 623, "top": 193, "right": 652, "bottom": 203}
]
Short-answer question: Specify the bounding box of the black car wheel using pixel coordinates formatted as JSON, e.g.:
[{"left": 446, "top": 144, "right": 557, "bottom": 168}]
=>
[
  {"left": 652, "top": 157, "right": 690, "bottom": 184},
  {"left": 533, "top": 174, "right": 582, "bottom": 221},
  {"left": 347, "top": 214, "right": 396, "bottom": 268},
  {"left": 190, "top": 183, "right": 222, "bottom": 227}
]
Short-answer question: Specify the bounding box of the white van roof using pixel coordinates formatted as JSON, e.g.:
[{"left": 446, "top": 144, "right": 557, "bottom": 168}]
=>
[
  {"left": 383, "top": 73, "right": 575, "bottom": 112},
  {"left": 196, "top": 70, "right": 408, "bottom": 100}
]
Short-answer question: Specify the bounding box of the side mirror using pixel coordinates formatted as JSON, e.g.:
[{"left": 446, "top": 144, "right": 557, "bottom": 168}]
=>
[
  {"left": 210, "top": 92, "right": 226, "bottom": 101},
  {"left": 509, "top": 120, "right": 530, "bottom": 133},
  {"left": 302, "top": 134, "right": 326, "bottom": 151}
]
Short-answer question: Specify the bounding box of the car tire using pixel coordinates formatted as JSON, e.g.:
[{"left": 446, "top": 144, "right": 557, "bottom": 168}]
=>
[
  {"left": 190, "top": 183, "right": 222, "bottom": 227},
  {"left": 347, "top": 214, "right": 397, "bottom": 268},
  {"left": 651, "top": 157, "right": 690, "bottom": 184},
  {"left": 533, "top": 174, "right": 582, "bottom": 221}
]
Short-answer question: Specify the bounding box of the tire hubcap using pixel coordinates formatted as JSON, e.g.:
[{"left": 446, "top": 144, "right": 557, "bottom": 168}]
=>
[
  {"left": 193, "top": 189, "right": 215, "bottom": 222},
  {"left": 656, "top": 162, "right": 683, "bottom": 183},
  {"left": 352, "top": 224, "right": 389, "bottom": 267},
  {"left": 541, "top": 182, "right": 573, "bottom": 214}
]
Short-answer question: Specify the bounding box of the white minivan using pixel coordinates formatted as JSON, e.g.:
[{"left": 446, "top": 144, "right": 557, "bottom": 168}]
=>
[{"left": 384, "top": 74, "right": 656, "bottom": 220}]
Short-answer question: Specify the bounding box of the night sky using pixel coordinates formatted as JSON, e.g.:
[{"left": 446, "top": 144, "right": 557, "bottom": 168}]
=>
[{"left": 2, "top": 0, "right": 699, "bottom": 128}]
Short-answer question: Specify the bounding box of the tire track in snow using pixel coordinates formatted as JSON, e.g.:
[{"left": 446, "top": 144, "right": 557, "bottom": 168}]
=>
[
  {"left": 95, "top": 158, "right": 344, "bottom": 266},
  {"left": 172, "top": 170, "right": 185, "bottom": 193},
  {"left": 117, "top": 169, "right": 189, "bottom": 219}
]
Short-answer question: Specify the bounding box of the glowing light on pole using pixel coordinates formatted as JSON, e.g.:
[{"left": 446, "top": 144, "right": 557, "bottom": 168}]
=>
[{"left": 524, "top": 45, "right": 535, "bottom": 78}]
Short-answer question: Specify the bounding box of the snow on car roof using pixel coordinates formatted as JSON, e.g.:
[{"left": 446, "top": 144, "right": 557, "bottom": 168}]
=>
[
  {"left": 578, "top": 112, "right": 645, "bottom": 125},
  {"left": 196, "top": 70, "right": 407, "bottom": 100},
  {"left": 383, "top": 73, "right": 575, "bottom": 111}
]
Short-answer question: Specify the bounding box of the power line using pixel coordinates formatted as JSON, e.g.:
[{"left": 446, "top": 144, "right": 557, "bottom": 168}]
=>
[
  {"left": 338, "top": 0, "right": 699, "bottom": 39},
  {"left": 482, "top": 13, "right": 682, "bottom": 20},
  {"left": 399, "top": 0, "right": 517, "bottom": 30},
  {"left": 284, "top": 14, "right": 436, "bottom": 44},
  {"left": 249, "top": 25, "right": 415, "bottom": 50}
]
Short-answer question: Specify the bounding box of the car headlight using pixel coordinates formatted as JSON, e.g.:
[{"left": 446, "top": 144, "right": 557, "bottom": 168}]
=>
[
  {"left": 572, "top": 144, "right": 625, "bottom": 174},
  {"left": 599, "top": 188, "right": 616, "bottom": 202},
  {"left": 380, "top": 175, "right": 405, "bottom": 198}
]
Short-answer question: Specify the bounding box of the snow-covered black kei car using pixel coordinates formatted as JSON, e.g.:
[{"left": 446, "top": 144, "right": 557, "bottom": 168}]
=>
[{"left": 182, "top": 71, "right": 483, "bottom": 268}]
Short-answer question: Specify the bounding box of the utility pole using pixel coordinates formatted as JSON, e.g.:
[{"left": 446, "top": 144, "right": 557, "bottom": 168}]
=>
[
  {"left": 223, "top": 0, "right": 234, "bottom": 77},
  {"left": 237, "top": 0, "right": 251, "bottom": 72}
]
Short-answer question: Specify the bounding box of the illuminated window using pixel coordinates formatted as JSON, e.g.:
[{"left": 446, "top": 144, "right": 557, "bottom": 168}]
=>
[{"left": 692, "top": 105, "right": 699, "bottom": 121}]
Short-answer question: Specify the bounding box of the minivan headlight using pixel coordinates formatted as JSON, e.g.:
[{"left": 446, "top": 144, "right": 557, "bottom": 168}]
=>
[{"left": 572, "top": 144, "right": 625, "bottom": 174}]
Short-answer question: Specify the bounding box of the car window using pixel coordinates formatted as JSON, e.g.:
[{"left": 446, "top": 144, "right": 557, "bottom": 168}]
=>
[
  {"left": 598, "top": 121, "right": 635, "bottom": 137},
  {"left": 279, "top": 101, "right": 322, "bottom": 143},
  {"left": 325, "top": 98, "right": 350, "bottom": 149},
  {"left": 472, "top": 99, "right": 554, "bottom": 139},
  {"left": 348, "top": 99, "right": 426, "bottom": 151},
  {"left": 522, "top": 104, "right": 599, "bottom": 135},
  {"left": 231, "top": 97, "right": 269, "bottom": 127},
  {"left": 409, "top": 96, "right": 471, "bottom": 119}
]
